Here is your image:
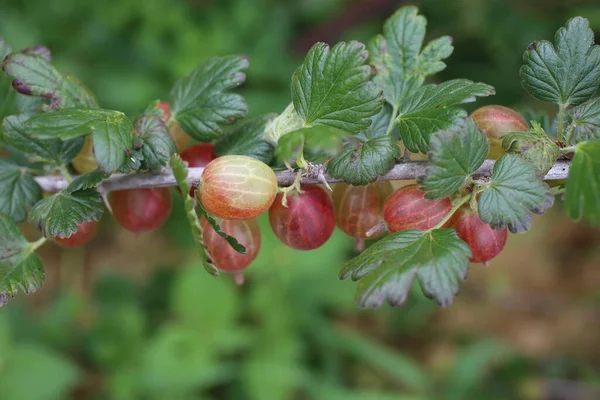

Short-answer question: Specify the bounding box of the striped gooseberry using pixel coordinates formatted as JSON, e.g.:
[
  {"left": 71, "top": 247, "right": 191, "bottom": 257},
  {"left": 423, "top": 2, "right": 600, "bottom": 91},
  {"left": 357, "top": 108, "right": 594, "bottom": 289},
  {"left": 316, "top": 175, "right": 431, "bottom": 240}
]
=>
[
  {"left": 201, "top": 217, "right": 261, "bottom": 273},
  {"left": 181, "top": 143, "right": 217, "bottom": 196},
  {"left": 471, "top": 105, "right": 529, "bottom": 160},
  {"left": 269, "top": 185, "right": 335, "bottom": 250},
  {"left": 109, "top": 187, "right": 172, "bottom": 233},
  {"left": 452, "top": 211, "right": 507, "bottom": 263},
  {"left": 382, "top": 184, "right": 452, "bottom": 232},
  {"left": 53, "top": 220, "right": 98, "bottom": 248},
  {"left": 332, "top": 181, "right": 393, "bottom": 239},
  {"left": 199, "top": 155, "right": 277, "bottom": 220}
]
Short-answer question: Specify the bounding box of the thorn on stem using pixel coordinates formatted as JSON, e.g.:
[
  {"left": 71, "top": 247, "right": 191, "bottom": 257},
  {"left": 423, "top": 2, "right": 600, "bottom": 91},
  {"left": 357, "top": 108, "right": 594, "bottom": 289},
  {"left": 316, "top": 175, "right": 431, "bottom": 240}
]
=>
[{"left": 366, "top": 221, "right": 387, "bottom": 238}]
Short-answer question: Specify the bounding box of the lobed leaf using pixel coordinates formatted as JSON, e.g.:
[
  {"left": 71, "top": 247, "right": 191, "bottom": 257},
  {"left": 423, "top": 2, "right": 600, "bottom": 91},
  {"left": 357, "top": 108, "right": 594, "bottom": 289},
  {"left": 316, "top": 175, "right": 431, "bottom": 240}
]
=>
[
  {"left": 340, "top": 229, "right": 471, "bottom": 308},
  {"left": 520, "top": 16, "right": 600, "bottom": 107},
  {"left": 565, "top": 139, "right": 600, "bottom": 225},
  {"left": 396, "top": 79, "right": 495, "bottom": 153},
  {"left": 292, "top": 41, "right": 383, "bottom": 133},
  {"left": 215, "top": 114, "right": 276, "bottom": 163},
  {"left": 28, "top": 189, "right": 104, "bottom": 239},
  {"left": 568, "top": 97, "right": 600, "bottom": 144},
  {"left": 2, "top": 52, "right": 97, "bottom": 109},
  {"left": 170, "top": 56, "right": 249, "bottom": 142},
  {"left": 502, "top": 125, "right": 560, "bottom": 176},
  {"left": 2, "top": 114, "right": 84, "bottom": 165},
  {"left": 27, "top": 108, "right": 135, "bottom": 173},
  {"left": 478, "top": 155, "right": 554, "bottom": 233},
  {"left": 0, "top": 214, "right": 44, "bottom": 307},
  {"left": 418, "top": 118, "right": 488, "bottom": 199},
  {"left": 66, "top": 169, "right": 108, "bottom": 193},
  {"left": 369, "top": 6, "right": 453, "bottom": 108},
  {"left": 276, "top": 126, "right": 350, "bottom": 168},
  {"left": 135, "top": 114, "right": 176, "bottom": 171},
  {"left": 0, "top": 160, "right": 42, "bottom": 223}
]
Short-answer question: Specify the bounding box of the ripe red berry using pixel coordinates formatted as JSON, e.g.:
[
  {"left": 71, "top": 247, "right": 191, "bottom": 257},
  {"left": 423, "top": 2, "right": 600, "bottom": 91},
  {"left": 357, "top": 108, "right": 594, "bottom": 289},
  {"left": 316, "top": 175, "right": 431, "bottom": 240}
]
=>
[
  {"left": 269, "top": 185, "right": 335, "bottom": 250},
  {"left": 180, "top": 143, "right": 217, "bottom": 196},
  {"left": 332, "top": 182, "right": 393, "bottom": 239},
  {"left": 109, "top": 187, "right": 172, "bottom": 233},
  {"left": 382, "top": 184, "right": 452, "bottom": 232},
  {"left": 199, "top": 155, "right": 277, "bottom": 220},
  {"left": 452, "top": 211, "right": 507, "bottom": 263},
  {"left": 53, "top": 220, "right": 98, "bottom": 248},
  {"left": 201, "top": 217, "right": 261, "bottom": 272},
  {"left": 471, "top": 105, "right": 529, "bottom": 159}
]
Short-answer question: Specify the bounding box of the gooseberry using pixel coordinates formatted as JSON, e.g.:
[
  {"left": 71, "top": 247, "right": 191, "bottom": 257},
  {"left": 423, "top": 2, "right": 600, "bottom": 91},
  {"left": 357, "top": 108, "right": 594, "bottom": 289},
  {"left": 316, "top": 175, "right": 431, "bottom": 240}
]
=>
[
  {"left": 199, "top": 155, "right": 277, "bottom": 220},
  {"left": 180, "top": 143, "right": 217, "bottom": 196},
  {"left": 452, "top": 211, "right": 507, "bottom": 263},
  {"left": 109, "top": 187, "right": 172, "bottom": 233},
  {"left": 269, "top": 185, "right": 335, "bottom": 250},
  {"left": 471, "top": 105, "right": 529, "bottom": 160},
  {"left": 72, "top": 136, "right": 96, "bottom": 174},
  {"left": 382, "top": 184, "right": 452, "bottom": 232},
  {"left": 53, "top": 220, "right": 98, "bottom": 248},
  {"left": 157, "top": 101, "right": 191, "bottom": 153},
  {"left": 332, "top": 182, "right": 393, "bottom": 239},
  {"left": 201, "top": 217, "right": 261, "bottom": 272}
]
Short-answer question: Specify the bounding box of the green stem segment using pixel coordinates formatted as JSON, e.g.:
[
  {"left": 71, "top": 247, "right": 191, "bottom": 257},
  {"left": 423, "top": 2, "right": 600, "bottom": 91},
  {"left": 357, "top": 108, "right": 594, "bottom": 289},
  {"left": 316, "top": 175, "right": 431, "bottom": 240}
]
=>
[
  {"left": 59, "top": 165, "right": 73, "bottom": 184},
  {"left": 431, "top": 194, "right": 472, "bottom": 231},
  {"left": 386, "top": 105, "right": 399, "bottom": 136},
  {"left": 557, "top": 103, "right": 566, "bottom": 143},
  {"left": 30, "top": 237, "right": 47, "bottom": 252}
]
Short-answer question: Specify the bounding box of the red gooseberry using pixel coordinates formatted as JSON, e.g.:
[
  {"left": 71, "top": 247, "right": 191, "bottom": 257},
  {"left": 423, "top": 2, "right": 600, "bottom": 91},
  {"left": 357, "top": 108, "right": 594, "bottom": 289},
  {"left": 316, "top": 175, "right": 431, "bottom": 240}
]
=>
[
  {"left": 180, "top": 143, "right": 217, "bottom": 196},
  {"left": 332, "top": 182, "right": 393, "bottom": 239},
  {"left": 156, "top": 101, "right": 191, "bottom": 153},
  {"left": 382, "top": 184, "right": 452, "bottom": 232},
  {"left": 471, "top": 105, "right": 529, "bottom": 160},
  {"left": 53, "top": 220, "right": 98, "bottom": 248},
  {"left": 452, "top": 211, "right": 507, "bottom": 263},
  {"left": 109, "top": 187, "right": 172, "bottom": 233},
  {"left": 199, "top": 155, "right": 277, "bottom": 220},
  {"left": 201, "top": 217, "right": 261, "bottom": 272},
  {"left": 269, "top": 185, "right": 336, "bottom": 250}
]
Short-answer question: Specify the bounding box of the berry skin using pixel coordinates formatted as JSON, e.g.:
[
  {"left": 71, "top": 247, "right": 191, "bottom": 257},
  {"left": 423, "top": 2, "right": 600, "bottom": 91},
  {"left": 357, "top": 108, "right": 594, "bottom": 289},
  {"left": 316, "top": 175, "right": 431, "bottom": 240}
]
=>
[
  {"left": 180, "top": 143, "right": 217, "bottom": 196},
  {"left": 109, "top": 188, "right": 172, "bottom": 233},
  {"left": 471, "top": 105, "right": 529, "bottom": 160},
  {"left": 53, "top": 220, "right": 98, "bottom": 248},
  {"left": 332, "top": 182, "right": 393, "bottom": 239},
  {"left": 72, "top": 136, "right": 97, "bottom": 174},
  {"left": 201, "top": 217, "right": 261, "bottom": 272},
  {"left": 452, "top": 211, "right": 507, "bottom": 263},
  {"left": 269, "top": 185, "right": 336, "bottom": 250},
  {"left": 157, "top": 101, "right": 191, "bottom": 153},
  {"left": 382, "top": 184, "right": 452, "bottom": 232},
  {"left": 199, "top": 155, "right": 277, "bottom": 220}
]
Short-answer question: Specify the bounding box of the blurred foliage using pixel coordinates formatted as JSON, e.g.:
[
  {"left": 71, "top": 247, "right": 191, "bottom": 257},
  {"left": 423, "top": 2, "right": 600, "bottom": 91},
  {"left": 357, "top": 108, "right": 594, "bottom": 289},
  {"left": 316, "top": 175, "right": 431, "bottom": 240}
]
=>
[{"left": 2, "top": 0, "right": 600, "bottom": 399}]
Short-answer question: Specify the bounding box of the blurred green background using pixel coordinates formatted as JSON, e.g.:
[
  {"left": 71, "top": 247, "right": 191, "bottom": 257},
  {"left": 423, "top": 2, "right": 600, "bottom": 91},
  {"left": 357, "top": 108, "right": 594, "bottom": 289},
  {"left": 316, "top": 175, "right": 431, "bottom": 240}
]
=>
[{"left": 2, "top": 0, "right": 600, "bottom": 399}]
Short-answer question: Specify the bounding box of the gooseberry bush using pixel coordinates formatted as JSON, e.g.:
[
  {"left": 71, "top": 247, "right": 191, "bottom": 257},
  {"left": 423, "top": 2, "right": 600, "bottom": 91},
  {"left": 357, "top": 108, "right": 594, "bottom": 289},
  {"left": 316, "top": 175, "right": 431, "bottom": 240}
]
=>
[{"left": 0, "top": 6, "right": 599, "bottom": 309}]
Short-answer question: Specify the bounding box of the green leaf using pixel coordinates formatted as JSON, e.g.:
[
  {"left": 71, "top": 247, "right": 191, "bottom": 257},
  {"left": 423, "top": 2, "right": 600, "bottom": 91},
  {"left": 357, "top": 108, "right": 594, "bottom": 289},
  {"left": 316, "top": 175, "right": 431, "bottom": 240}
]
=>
[
  {"left": 292, "top": 41, "right": 383, "bottom": 133},
  {"left": 215, "top": 115, "right": 275, "bottom": 163},
  {"left": 27, "top": 108, "right": 135, "bottom": 173},
  {"left": 135, "top": 114, "right": 176, "bottom": 171},
  {"left": 28, "top": 189, "right": 104, "bottom": 239},
  {"left": 66, "top": 169, "right": 108, "bottom": 192},
  {"left": 2, "top": 114, "right": 84, "bottom": 164},
  {"left": 478, "top": 155, "right": 554, "bottom": 233},
  {"left": 276, "top": 126, "right": 350, "bottom": 168},
  {"left": 396, "top": 79, "right": 495, "bottom": 153},
  {"left": 369, "top": 6, "right": 453, "bottom": 107},
  {"left": 502, "top": 124, "right": 560, "bottom": 176},
  {"left": 520, "top": 16, "right": 600, "bottom": 106},
  {"left": 170, "top": 56, "right": 249, "bottom": 141},
  {"left": 197, "top": 204, "right": 247, "bottom": 255},
  {"left": 565, "top": 139, "right": 600, "bottom": 225},
  {"left": 340, "top": 229, "right": 471, "bottom": 308},
  {"left": 568, "top": 97, "right": 600, "bottom": 144},
  {"left": 0, "top": 160, "right": 42, "bottom": 222},
  {"left": 0, "top": 214, "right": 44, "bottom": 307},
  {"left": 418, "top": 118, "right": 488, "bottom": 199},
  {"left": 2, "top": 52, "right": 98, "bottom": 109},
  {"left": 170, "top": 154, "right": 218, "bottom": 276}
]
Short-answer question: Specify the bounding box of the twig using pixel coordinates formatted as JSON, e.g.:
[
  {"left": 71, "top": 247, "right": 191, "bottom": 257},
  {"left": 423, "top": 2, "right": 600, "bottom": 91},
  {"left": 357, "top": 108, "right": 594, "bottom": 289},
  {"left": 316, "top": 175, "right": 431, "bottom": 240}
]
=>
[{"left": 34, "top": 160, "right": 572, "bottom": 193}]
